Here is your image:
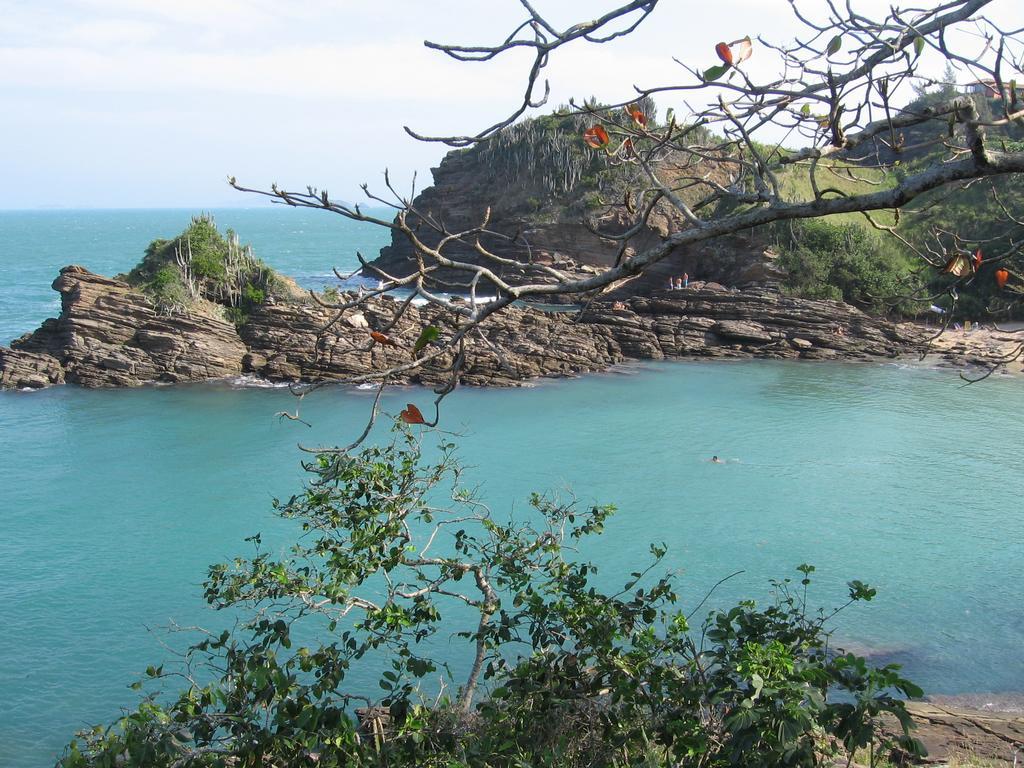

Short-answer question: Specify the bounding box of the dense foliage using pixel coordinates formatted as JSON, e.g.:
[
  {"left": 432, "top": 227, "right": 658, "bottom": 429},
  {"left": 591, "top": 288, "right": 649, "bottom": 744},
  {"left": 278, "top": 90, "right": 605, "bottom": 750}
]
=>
[
  {"left": 63, "top": 428, "right": 924, "bottom": 768},
  {"left": 772, "top": 220, "right": 923, "bottom": 314},
  {"left": 125, "top": 214, "right": 277, "bottom": 320}
]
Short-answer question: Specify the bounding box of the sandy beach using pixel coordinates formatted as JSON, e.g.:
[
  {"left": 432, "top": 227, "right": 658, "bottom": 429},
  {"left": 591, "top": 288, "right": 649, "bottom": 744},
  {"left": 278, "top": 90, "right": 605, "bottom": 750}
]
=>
[{"left": 902, "top": 321, "right": 1024, "bottom": 377}]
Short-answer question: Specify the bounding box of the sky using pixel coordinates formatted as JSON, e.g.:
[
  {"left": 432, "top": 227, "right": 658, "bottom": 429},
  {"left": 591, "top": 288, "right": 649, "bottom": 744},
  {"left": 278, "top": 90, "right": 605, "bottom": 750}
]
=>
[{"left": 1, "top": 0, "right": 1022, "bottom": 209}]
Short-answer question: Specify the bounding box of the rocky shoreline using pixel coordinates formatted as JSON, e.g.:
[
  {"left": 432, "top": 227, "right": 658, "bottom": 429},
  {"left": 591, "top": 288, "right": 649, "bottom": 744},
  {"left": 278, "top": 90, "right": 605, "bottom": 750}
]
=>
[
  {"left": 0, "top": 265, "right": 929, "bottom": 391},
  {"left": 886, "top": 701, "right": 1023, "bottom": 765}
]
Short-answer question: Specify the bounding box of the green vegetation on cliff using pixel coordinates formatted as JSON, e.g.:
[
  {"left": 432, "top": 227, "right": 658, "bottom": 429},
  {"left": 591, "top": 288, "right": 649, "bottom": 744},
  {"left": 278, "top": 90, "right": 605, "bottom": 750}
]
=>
[
  {"left": 456, "top": 93, "right": 1024, "bottom": 319},
  {"left": 761, "top": 86, "right": 1024, "bottom": 318},
  {"left": 884, "top": 90, "right": 1024, "bottom": 319},
  {"left": 408, "top": 95, "right": 1006, "bottom": 320},
  {"left": 468, "top": 98, "right": 688, "bottom": 216},
  {"left": 123, "top": 214, "right": 284, "bottom": 323}
]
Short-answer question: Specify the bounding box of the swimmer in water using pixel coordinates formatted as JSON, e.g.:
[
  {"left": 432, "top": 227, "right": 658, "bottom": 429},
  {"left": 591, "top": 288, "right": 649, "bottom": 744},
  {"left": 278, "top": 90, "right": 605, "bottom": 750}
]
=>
[{"left": 711, "top": 455, "right": 723, "bottom": 463}]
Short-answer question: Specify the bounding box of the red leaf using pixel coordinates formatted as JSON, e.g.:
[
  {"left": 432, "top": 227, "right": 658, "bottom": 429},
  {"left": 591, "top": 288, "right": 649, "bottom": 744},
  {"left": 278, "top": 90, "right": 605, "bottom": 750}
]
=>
[
  {"left": 715, "top": 42, "right": 734, "bottom": 66},
  {"left": 972, "top": 249, "right": 983, "bottom": 269},
  {"left": 703, "top": 64, "right": 729, "bottom": 82},
  {"left": 583, "top": 125, "right": 610, "bottom": 149},
  {"left": 369, "top": 330, "right": 398, "bottom": 347},
  {"left": 399, "top": 403, "right": 425, "bottom": 425},
  {"left": 995, "top": 268, "right": 1010, "bottom": 289},
  {"left": 625, "top": 103, "right": 648, "bottom": 128}
]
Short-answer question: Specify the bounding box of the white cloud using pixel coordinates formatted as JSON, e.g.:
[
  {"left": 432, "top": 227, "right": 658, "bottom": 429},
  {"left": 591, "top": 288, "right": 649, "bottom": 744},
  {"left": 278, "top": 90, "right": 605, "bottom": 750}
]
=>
[
  {"left": 60, "top": 19, "right": 163, "bottom": 46},
  {"left": 0, "top": 40, "right": 522, "bottom": 103},
  {"left": 67, "top": 0, "right": 284, "bottom": 37},
  {"left": 2, "top": 0, "right": 1023, "bottom": 207}
]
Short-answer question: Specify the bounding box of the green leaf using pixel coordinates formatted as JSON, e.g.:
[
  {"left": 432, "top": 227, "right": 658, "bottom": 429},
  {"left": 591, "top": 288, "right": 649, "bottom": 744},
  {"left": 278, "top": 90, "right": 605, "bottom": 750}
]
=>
[
  {"left": 827, "top": 35, "right": 842, "bottom": 56},
  {"left": 848, "top": 579, "right": 877, "bottom": 601},
  {"left": 413, "top": 325, "right": 440, "bottom": 354},
  {"left": 902, "top": 680, "right": 924, "bottom": 698},
  {"left": 913, "top": 35, "right": 925, "bottom": 57},
  {"left": 272, "top": 563, "right": 288, "bottom": 585},
  {"left": 801, "top": 103, "right": 811, "bottom": 116},
  {"left": 703, "top": 64, "right": 730, "bottom": 82},
  {"left": 751, "top": 672, "right": 765, "bottom": 700}
]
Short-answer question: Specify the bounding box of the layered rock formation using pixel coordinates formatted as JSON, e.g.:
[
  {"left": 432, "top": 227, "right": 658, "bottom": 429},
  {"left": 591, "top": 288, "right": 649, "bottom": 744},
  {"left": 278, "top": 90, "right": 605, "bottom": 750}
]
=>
[
  {"left": 0, "top": 348, "right": 65, "bottom": 389},
  {"left": 1, "top": 266, "right": 920, "bottom": 390},
  {"left": 2, "top": 266, "right": 246, "bottom": 388},
  {"left": 1, "top": 108, "right": 929, "bottom": 391},
  {"left": 882, "top": 701, "right": 1024, "bottom": 765}
]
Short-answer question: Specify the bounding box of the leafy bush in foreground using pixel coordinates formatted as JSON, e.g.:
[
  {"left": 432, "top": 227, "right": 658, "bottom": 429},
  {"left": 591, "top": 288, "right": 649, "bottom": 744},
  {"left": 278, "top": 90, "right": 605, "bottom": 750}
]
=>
[{"left": 62, "top": 428, "right": 924, "bottom": 768}]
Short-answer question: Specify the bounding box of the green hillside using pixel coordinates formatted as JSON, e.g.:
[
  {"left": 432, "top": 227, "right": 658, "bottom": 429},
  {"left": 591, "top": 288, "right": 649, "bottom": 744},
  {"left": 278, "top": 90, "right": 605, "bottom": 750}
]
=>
[{"left": 766, "top": 88, "right": 1024, "bottom": 318}]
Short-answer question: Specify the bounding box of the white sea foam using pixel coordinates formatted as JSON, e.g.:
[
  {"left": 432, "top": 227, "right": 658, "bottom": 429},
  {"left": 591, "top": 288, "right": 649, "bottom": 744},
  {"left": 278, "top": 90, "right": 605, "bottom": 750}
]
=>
[{"left": 225, "top": 375, "right": 292, "bottom": 389}]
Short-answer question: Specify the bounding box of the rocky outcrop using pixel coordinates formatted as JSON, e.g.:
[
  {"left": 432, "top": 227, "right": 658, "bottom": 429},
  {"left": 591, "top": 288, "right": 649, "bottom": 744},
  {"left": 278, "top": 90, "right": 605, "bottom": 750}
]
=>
[
  {"left": 237, "top": 281, "right": 916, "bottom": 388},
  {"left": 0, "top": 348, "right": 64, "bottom": 389},
  {"left": 239, "top": 300, "right": 619, "bottom": 388},
  {"left": 919, "top": 323, "right": 1024, "bottom": 376},
  {"left": 364, "top": 129, "right": 780, "bottom": 296},
  {"left": 1, "top": 266, "right": 246, "bottom": 388},
  {"left": 368, "top": 149, "right": 618, "bottom": 291},
  {"left": 879, "top": 701, "right": 1024, "bottom": 765},
  {"left": 626, "top": 283, "right": 913, "bottom": 359},
  {"left": 1, "top": 267, "right": 922, "bottom": 391}
]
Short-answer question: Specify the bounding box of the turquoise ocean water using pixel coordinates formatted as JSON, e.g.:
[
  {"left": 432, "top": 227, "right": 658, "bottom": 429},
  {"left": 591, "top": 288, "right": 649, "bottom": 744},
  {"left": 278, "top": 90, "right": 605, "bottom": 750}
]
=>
[{"left": 1, "top": 208, "right": 1023, "bottom": 767}]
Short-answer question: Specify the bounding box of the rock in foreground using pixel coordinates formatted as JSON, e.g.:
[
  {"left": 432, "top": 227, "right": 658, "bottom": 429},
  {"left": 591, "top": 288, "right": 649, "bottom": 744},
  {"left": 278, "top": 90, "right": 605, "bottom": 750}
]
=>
[{"left": 882, "top": 701, "right": 1024, "bottom": 765}]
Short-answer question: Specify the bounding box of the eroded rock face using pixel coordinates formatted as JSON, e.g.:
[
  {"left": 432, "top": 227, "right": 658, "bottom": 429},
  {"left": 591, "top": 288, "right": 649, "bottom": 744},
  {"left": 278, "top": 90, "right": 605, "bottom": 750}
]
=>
[
  {"left": 364, "top": 143, "right": 785, "bottom": 296},
  {"left": 236, "top": 283, "right": 917, "bottom": 388},
  {"left": 0, "top": 267, "right": 921, "bottom": 391},
  {"left": 237, "top": 297, "right": 620, "bottom": 387},
  {"left": 2, "top": 266, "right": 246, "bottom": 387},
  {"left": 0, "top": 348, "right": 64, "bottom": 389}
]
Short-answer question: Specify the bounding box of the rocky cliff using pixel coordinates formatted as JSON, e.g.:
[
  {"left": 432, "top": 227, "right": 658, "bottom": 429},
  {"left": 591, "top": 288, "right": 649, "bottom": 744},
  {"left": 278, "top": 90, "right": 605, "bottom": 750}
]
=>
[
  {"left": 1, "top": 266, "right": 921, "bottom": 390},
  {"left": 365, "top": 112, "right": 782, "bottom": 298},
  {"left": 2, "top": 266, "right": 247, "bottom": 388}
]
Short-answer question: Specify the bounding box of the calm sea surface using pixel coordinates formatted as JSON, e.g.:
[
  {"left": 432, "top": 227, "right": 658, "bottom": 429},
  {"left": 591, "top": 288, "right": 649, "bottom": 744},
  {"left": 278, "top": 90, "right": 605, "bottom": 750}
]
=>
[{"left": 1, "top": 208, "right": 1022, "bottom": 767}]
